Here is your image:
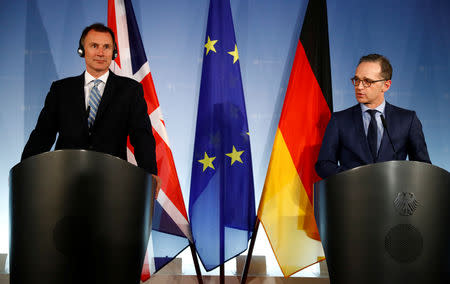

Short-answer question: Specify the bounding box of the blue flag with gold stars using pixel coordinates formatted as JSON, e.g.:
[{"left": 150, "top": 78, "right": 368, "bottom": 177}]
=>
[{"left": 189, "top": 0, "right": 256, "bottom": 271}]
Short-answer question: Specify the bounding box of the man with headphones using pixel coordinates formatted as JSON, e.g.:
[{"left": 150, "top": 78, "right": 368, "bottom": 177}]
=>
[{"left": 22, "top": 23, "right": 159, "bottom": 180}]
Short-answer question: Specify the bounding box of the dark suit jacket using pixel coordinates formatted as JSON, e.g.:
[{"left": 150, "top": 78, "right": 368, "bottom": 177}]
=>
[
  {"left": 22, "top": 71, "right": 157, "bottom": 175},
  {"left": 315, "top": 102, "right": 431, "bottom": 179}
]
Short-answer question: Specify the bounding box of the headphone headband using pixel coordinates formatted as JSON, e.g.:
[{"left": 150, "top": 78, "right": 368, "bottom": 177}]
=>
[{"left": 77, "top": 23, "right": 118, "bottom": 60}]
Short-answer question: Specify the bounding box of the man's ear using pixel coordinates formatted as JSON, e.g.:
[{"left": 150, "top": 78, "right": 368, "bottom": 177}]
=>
[{"left": 382, "top": 80, "right": 392, "bottom": 92}]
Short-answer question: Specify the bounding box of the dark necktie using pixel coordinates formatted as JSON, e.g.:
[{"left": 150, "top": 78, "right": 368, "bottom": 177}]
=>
[{"left": 367, "top": 109, "right": 378, "bottom": 161}]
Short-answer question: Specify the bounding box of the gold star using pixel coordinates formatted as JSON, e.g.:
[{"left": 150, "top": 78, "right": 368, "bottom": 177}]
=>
[
  {"left": 228, "top": 44, "right": 239, "bottom": 64},
  {"left": 204, "top": 36, "right": 218, "bottom": 55},
  {"left": 198, "top": 152, "right": 216, "bottom": 171},
  {"left": 225, "top": 146, "right": 244, "bottom": 165}
]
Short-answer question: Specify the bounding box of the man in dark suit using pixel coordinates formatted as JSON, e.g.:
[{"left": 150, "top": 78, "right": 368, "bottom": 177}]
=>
[
  {"left": 315, "top": 54, "right": 431, "bottom": 179},
  {"left": 22, "top": 23, "right": 159, "bottom": 180}
]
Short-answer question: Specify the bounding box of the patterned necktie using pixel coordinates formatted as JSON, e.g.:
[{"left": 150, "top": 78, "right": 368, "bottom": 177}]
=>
[
  {"left": 88, "top": 79, "right": 102, "bottom": 128},
  {"left": 367, "top": 109, "right": 378, "bottom": 161}
]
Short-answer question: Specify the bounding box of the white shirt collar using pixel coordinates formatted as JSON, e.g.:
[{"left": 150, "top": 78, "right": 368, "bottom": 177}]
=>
[{"left": 84, "top": 70, "right": 110, "bottom": 86}]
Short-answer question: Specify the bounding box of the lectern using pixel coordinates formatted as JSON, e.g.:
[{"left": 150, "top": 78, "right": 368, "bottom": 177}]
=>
[
  {"left": 315, "top": 161, "right": 450, "bottom": 284},
  {"left": 9, "top": 150, "right": 154, "bottom": 284}
]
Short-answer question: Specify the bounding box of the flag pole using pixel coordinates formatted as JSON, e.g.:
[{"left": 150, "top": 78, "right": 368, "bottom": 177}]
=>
[
  {"left": 189, "top": 241, "right": 203, "bottom": 284},
  {"left": 220, "top": 263, "right": 225, "bottom": 284},
  {"left": 240, "top": 217, "right": 259, "bottom": 284}
]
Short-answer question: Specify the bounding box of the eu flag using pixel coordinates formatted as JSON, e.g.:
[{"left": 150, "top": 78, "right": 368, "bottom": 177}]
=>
[{"left": 189, "top": 0, "right": 256, "bottom": 271}]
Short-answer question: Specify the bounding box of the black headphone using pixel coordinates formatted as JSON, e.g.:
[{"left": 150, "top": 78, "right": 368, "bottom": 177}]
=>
[{"left": 77, "top": 23, "right": 118, "bottom": 60}]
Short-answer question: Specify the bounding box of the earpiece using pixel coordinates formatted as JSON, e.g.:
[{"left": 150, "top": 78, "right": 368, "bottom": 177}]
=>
[
  {"left": 77, "top": 43, "right": 85, "bottom": 57},
  {"left": 112, "top": 48, "right": 118, "bottom": 60}
]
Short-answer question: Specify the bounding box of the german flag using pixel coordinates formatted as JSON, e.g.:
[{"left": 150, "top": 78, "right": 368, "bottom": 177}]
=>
[{"left": 257, "top": 0, "right": 333, "bottom": 277}]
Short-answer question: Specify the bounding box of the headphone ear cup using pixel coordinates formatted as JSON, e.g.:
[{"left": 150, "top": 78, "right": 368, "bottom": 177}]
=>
[{"left": 77, "top": 46, "right": 84, "bottom": 57}]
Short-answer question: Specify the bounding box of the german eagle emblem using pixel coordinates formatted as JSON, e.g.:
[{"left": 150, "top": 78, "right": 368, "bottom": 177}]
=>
[{"left": 393, "top": 192, "right": 419, "bottom": 216}]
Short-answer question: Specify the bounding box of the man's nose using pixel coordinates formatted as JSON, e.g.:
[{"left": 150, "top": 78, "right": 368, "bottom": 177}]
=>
[
  {"left": 97, "top": 48, "right": 105, "bottom": 56},
  {"left": 356, "top": 81, "right": 364, "bottom": 89}
]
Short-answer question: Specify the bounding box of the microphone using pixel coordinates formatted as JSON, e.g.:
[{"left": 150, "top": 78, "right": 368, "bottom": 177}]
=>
[
  {"left": 86, "top": 106, "right": 91, "bottom": 124},
  {"left": 86, "top": 106, "right": 93, "bottom": 148},
  {"left": 380, "top": 114, "right": 397, "bottom": 160}
]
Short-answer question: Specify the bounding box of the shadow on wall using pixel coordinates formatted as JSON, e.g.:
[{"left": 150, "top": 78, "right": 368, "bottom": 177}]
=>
[{"left": 24, "top": 0, "right": 58, "bottom": 144}]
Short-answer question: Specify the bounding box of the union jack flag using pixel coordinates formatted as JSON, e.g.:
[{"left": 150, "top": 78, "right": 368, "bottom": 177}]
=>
[{"left": 107, "top": 0, "right": 192, "bottom": 281}]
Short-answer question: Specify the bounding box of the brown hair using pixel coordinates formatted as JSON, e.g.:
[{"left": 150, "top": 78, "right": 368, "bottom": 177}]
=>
[
  {"left": 358, "top": 54, "right": 393, "bottom": 80},
  {"left": 79, "top": 23, "right": 117, "bottom": 51}
]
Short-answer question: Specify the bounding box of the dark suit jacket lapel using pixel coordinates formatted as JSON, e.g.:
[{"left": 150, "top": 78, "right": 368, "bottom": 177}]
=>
[
  {"left": 94, "top": 71, "right": 116, "bottom": 127},
  {"left": 352, "top": 104, "right": 374, "bottom": 163},
  {"left": 75, "top": 73, "right": 90, "bottom": 134}
]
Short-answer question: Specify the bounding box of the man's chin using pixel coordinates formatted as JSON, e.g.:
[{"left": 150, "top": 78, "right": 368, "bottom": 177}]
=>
[
  {"left": 356, "top": 98, "right": 366, "bottom": 104},
  {"left": 93, "top": 67, "right": 109, "bottom": 73}
]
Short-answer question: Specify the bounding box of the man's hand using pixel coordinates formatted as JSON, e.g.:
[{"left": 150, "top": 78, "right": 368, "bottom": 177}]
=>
[{"left": 152, "top": 174, "right": 162, "bottom": 198}]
